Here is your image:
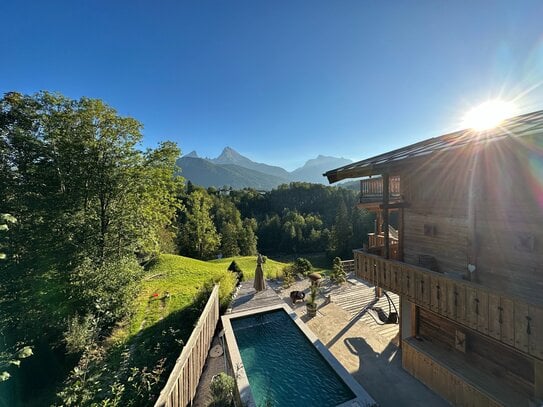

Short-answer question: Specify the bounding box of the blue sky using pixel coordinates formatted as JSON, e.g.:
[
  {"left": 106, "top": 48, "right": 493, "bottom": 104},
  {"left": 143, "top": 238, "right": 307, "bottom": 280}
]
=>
[{"left": 2, "top": 1, "right": 543, "bottom": 170}]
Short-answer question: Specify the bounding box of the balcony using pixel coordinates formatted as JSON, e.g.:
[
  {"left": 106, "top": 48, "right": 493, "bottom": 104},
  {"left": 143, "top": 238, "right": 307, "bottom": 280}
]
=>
[
  {"left": 359, "top": 175, "right": 401, "bottom": 207},
  {"left": 367, "top": 226, "right": 400, "bottom": 260},
  {"left": 353, "top": 249, "right": 543, "bottom": 362}
]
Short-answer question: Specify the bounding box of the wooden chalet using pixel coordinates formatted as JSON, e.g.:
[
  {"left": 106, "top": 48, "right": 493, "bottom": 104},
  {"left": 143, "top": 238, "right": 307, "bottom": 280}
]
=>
[{"left": 324, "top": 110, "right": 543, "bottom": 407}]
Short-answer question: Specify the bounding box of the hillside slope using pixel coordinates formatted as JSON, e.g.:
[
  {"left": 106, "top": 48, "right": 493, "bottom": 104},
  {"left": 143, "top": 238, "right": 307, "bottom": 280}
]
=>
[{"left": 177, "top": 156, "right": 288, "bottom": 189}]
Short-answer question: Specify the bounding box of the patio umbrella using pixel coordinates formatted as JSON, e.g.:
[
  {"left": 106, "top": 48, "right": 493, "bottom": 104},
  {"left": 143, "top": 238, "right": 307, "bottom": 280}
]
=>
[{"left": 253, "top": 253, "right": 266, "bottom": 291}]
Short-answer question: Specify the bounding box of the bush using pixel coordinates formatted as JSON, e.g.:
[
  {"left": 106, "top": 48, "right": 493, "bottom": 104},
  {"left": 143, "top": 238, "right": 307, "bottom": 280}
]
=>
[
  {"left": 330, "top": 257, "right": 347, "bottom": 284},
  {"left": 63, "top": 313, "right": 98, "bottom": 354},
  {"left": 281, "top": 265, "right": 295, "bottom": 288},
  {"left": 293, "top": 258, "right": 312, "bottom": 276},
  {"left": 210, "top": 372, "right": 235, "bottom": 407},
  {"left": 69, "top": 256, "right": 143, "bottom": 330},
  {"left": 227, "top": 260, "right": 244, "bottom": 282}
]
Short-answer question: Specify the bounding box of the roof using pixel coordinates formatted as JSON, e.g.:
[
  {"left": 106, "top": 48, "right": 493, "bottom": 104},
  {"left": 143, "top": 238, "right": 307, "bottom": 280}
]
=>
[{"left": 324, "top": 109, "right": 543, "bottom": 183}]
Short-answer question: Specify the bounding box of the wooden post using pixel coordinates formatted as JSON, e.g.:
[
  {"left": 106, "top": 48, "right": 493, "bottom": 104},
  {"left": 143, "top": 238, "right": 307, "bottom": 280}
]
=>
[
  {"left": 383, "top": 173, "right": 390, "bottom": 260},
  {"left": 375, "top": 173, "right": 390, "bottom": 298}
]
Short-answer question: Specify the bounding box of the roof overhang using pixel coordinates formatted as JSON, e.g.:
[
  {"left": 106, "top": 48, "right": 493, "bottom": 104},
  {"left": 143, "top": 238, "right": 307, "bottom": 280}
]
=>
[{"left": 324, "top": 109, "right": 543, "bottom": 184}]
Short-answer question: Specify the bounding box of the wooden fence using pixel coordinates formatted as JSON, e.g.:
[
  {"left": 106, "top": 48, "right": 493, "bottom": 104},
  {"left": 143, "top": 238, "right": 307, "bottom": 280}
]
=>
[{"left": 154, "top": 284, "right": 220, "bottom": 407}]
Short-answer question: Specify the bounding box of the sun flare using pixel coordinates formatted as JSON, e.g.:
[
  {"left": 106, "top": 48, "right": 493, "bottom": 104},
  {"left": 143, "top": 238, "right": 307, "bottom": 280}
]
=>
[{"left": 462, "top": 100, "right": 517, "bottom": 131}]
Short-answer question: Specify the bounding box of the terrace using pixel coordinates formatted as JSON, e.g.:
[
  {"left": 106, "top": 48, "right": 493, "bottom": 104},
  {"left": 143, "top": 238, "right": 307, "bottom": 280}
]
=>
[{"left": 186, "top": 275, "right": 448, "bottom": 407}]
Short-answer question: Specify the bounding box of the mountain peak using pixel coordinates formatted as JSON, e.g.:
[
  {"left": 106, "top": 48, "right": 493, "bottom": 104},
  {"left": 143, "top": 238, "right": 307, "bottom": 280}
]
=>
[
  {"left": 218, "top": 146, "right": 242, "bottom": 159},
  {"left": 184, "top": 150, "right": 199, "bottom": 158}
]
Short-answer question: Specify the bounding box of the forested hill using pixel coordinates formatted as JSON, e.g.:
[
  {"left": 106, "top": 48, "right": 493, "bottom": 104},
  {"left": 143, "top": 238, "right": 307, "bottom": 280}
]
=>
[
  {"left": 177, "top": 147, "right": 353, "bottom": 189},
  {"left": 176, "top": 156, "right": 289, "bottom": 190}
]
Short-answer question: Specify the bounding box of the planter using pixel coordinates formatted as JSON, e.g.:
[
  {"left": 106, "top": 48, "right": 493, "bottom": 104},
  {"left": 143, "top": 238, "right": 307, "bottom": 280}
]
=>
[{"left": 306, "top": 303, "right": 317, "bottom": 317}]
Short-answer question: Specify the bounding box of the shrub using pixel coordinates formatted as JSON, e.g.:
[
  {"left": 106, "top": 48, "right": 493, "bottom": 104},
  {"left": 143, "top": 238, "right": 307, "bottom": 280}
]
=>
[
  {"left": 69, "top": 256, "right": 143, "bottom": 330},
  {"left": 330, "top": 257, "right": 347, "bottom": 284},
  {"left": 293, "top": 258, "right": 312, "bottom": 276},
  {"left": 63, "top": 313, "right": 98, "bottom": 354},
  {"left": 210, "top": 372, "right": 235, "bottom": 407},
  {"left": 281, "top": 265, "right": 295, "bottom": 288}
]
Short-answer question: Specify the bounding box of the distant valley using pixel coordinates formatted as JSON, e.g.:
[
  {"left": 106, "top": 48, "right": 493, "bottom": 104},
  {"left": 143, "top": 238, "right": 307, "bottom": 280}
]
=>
[{"left": 176, "top": 147, "right": 353, "bottom": 190}]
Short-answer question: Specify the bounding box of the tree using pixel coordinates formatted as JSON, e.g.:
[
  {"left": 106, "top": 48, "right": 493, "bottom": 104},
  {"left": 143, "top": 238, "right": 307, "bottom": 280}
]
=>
[
  {"left": 330, "top": 257, "right": 347, "bottom": 284},
  {"left": 239, "top": 218, "right": 258, "bottom": 255},
  {"left": 178, "top": 190, "right": 221, "bottom": 259},
  {"left": 0, "top": 91, "right": 182, "bottom": 373}
]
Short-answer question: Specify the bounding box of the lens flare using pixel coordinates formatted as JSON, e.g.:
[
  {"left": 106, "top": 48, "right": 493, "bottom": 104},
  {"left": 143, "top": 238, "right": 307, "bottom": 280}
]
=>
[{"left": 462, "top": 100, "right": 517, "bottom": 131}]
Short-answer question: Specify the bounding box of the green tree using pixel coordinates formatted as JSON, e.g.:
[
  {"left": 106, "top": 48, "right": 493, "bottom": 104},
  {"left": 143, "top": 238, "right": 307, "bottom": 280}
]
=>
[
  {"left": 178, "top": 190, "right": 221, "bottom": 259},
  {"left": 330, "top": 256, "right": 347, "bottom": 284},
  {"left": 239, "top": 218, "right": 258, "bottom": 255}
]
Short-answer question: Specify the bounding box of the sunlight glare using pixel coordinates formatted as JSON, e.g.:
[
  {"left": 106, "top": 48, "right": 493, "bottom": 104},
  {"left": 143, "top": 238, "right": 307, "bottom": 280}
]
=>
[{"left": 462, "top": 100, "right": 517, "bottom": 131}]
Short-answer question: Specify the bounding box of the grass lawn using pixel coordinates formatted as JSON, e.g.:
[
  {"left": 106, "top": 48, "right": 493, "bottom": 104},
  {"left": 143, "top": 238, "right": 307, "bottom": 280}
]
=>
[
  {"left": 126, "top": 254, "right": 238, "bottom": 338},
  {"left": 210, "top": 255, "right": 287, "bottom": 280}
]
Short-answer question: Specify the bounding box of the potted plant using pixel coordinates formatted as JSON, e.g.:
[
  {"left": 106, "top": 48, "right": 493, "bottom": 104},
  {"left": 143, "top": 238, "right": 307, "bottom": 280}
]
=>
[{"left": 306, "top": 282, "right": 318, "bottom": 317}]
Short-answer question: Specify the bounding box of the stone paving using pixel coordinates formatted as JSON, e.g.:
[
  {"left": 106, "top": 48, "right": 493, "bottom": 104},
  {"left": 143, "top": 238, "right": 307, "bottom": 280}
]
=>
[{"left": 193, "top": 276, "right": 448, "bottom": 407}]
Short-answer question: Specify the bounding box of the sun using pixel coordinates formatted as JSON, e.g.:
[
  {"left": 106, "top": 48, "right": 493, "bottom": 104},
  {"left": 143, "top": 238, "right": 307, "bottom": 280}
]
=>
[{"left": 462, "top": 100, "right": 517, "bottom": 131}]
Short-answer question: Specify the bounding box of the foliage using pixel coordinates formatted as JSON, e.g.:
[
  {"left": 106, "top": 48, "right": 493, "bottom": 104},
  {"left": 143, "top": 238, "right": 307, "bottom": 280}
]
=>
[
  {"left": 293, "top": 257, "right": 312, "bottom": 276},
  {"left": 0, "top": 345, "right": 33, "bottom": 382},
  {"left": 210, "top": 372, "right": 235, "bottom": 407},
  {"left": 63, "top": 314, "right": 99, "bottom": 354},
  {"left": 0, "top": 91, "right": 182, "bottom": 403},
  {"left": 56, "top": 274, "right": 233, "bottom": 406},
  {"left": 330, "top": 257, "right": 347, "bottom": 284},
  {"left": 307, "top": 282, "right": 318, "bottom": 306},
  {"left": 69, "top": 256, "right": 143, "bottom": 329},
  {"left": 281, "top": 265, "right": 295, "bottom": 288},
  {"left": 227, "top": 260, "right": 244, "bottom": 282},
  {"left": 177, "top": 189, "right": 221, "bottom": 259}
]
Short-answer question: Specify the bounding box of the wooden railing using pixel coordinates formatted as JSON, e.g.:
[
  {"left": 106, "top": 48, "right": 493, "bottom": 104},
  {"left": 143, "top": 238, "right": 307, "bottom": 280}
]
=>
[
  {"left": 353, "top": 250, "right": 543, "bottom": 361},
  {"left": 340, "top": 259, "right": 355, "bottom": 274},
  {"left": 360, "top": 175, "right": 401, "bottom": 202},
  {"left": 154, "top": 285, "right": 220, "bottom": 407},
  {"left": 367, "top": 233, "right": 400, "bottom": 260}
]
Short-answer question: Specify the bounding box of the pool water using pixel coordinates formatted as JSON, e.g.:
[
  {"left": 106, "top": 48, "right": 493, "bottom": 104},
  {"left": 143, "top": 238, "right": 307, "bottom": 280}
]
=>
[{"left": 231, "top": 310, "right": 355, "bottom": 407}]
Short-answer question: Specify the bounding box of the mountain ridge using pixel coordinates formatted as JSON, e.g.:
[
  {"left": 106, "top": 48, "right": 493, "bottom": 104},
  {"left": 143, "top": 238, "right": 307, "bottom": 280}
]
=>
[{"left": 179, "top": 147, "right": 353, "bottom": 189}]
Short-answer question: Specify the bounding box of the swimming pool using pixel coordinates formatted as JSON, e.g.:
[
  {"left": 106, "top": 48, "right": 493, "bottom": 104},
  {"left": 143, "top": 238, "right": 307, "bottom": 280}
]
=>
[{"left": 222, "top": 304, "right": 376, "bottom": 407}]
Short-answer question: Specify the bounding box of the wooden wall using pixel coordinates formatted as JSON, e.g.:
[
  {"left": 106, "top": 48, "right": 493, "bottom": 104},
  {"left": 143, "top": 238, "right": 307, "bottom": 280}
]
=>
[
  {"left": 400, "top": 137, "right": 543, "bottom": 300},
  {"left": 401, "top": 157, "right": 471, "bottom": 278}
]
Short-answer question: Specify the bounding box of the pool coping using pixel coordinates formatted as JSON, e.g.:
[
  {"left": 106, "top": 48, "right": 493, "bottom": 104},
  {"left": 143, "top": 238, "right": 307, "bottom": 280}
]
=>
[{"left": 221, "top": 303, "right": 377, "bottom": 407}]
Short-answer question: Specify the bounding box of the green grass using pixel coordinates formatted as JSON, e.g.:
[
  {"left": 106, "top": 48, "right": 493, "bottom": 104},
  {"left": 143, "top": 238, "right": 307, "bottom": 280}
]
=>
[
  {"left": 125, "top": 254, "right": 238, "bottom": 339},
  {"left": 267, "top": 252, "right": 333, "bottom": 275},
  {"left": 209, "top": 256, "right": 288, "bottom": 280}
]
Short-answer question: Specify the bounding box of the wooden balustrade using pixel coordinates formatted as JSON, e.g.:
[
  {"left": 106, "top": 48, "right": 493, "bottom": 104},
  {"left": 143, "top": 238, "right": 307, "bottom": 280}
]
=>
[
  {"left": 354, "top": 250, "right": 543, "bottom": 361},
  {"left": 154, "top": 285, "right": 220, "bottom": 407},
  {"left": 360, "top": 175, "right": 401, "bottom": 201}
]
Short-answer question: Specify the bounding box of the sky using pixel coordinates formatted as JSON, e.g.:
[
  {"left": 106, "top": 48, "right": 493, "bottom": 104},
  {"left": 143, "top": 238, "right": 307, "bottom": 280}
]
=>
[{"left": 2, "top": 1, "right": 543, "bottom": 170}]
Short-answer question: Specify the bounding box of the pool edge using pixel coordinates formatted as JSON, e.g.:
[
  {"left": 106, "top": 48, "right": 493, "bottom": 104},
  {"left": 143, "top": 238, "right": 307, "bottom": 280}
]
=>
[{"left": 221, "top": 303, "right": 377, "bottom": 407}]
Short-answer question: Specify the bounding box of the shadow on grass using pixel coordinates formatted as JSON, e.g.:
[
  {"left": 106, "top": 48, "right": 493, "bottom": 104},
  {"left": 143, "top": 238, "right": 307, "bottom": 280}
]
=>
[{"left": 106, "top": 284, "right": 226, "bottom": 406}]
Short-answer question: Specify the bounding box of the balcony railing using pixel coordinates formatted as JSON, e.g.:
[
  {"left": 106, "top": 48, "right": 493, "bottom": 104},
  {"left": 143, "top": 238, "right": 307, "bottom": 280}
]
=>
[
  {"left": 353, "top": 250, "right": 543, "bottom": 361},
  {"left": 360, "top": 175, "right": 401, "bottom": 204}
]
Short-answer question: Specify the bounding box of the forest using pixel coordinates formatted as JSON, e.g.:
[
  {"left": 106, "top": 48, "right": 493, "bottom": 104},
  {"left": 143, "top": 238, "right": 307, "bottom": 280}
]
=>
[{"left": 0, "top": 92, "right": 373, "bottom": 406}]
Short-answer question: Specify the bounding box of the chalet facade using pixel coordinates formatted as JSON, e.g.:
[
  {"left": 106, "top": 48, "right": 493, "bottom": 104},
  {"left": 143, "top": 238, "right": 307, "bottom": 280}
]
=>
[{"left": 325, "top": 110, "right": 543, "bottom": 407}]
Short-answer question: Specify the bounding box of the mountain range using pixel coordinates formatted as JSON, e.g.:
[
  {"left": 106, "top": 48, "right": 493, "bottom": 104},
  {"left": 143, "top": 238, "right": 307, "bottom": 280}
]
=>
[{"left": 176, "top": 147, "right": 352, "bottom": 190}]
